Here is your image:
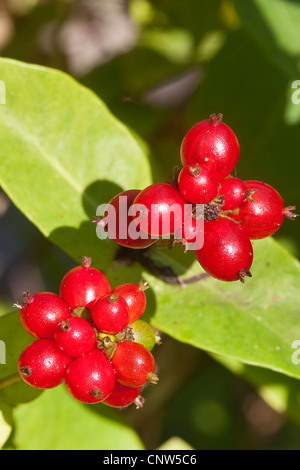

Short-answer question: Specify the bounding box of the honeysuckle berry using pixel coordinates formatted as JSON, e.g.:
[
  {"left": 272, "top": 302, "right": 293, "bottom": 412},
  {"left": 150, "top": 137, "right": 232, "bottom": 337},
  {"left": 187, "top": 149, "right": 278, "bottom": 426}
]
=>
[
  {"left": 18, "top": 339, "right": 72, "bottom": 389},
  {"left": 65, "top": 349, "right": 115, "bottom": 404},
  {"left": 219, "top": 177, "right": 246, "bottom": 210},
  {"left": 178, "top": 163, "right": 219, "bottom": 204},
  {"left": 112, "top": 341, "right": 158, "bottom": 388},
  {"left": 111, "top": 281, "right": 148, "bottom": 323},
  {"left": 20, "top": 291, "right": 71, "bottom": 339},
  {"left": 129, "top": 319, "right": 160, "bottom": 351},
  {"left": 96, "top": 189, "right": 156, "bottom": 249},
  {"left": 195, "top": 218, "right": 253, "bottom": 282},
  {"left": 91, "top": 293, "right": 129, "bottom": 334},
  {"left": 59, "top": 256, "right": 111, "bottom": 310},
  {"left": 232, "top": 180, "right": 297, "bottom": 239},
  {"left": 54, "top": 317, "right": 97, "bottom": 357},
  {"left": 132, "top": 182, "right": 187, "bottom": 238},
  {"left": 180, "top": 113, "right": 240, "bottom": 180},
  {"left": 103, "top": 382, "right": 144, "bottom": 409}
]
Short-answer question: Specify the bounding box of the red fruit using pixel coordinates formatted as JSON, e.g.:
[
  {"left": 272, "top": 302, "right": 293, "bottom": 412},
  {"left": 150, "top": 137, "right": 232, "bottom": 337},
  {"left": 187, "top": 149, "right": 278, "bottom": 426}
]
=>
[
  {"left": 111, "top": 281, "right": 148, "bottom": 323},
  {"left": 18, "top": 339, "right": 72, "bottom": 389},
  {"left": 59, "top": 257, "right": 111, "bottom": 310},
  {"left": 65, "top": 349, "right": 115, "bottom": 404},
  {"left": 180, "top": 114, "right": 240, "bottom": 180},
  {"left": 54, "top": 317, "right": 97, "bottom": 357},
  {"left": 195, "top": 218, "right": 253, "bottom": 282},
  {"left": 132, "top": 183, "right": 187, "bottom": 238},
  {"left": 232, "top": 181, "right": 295, "bottom": 239},
  {"left": 219, "top": 177, "right": 246, "bottom": 210},
  {"left": 174, "top": 211, "right": 204, "bottom": 251},
  {"left": 96, "top": 189, "right": 156, "bottom": 249},
  {"left": 91, "top": 293, "right": 129, "bottom": 334},
  {"left": 103, "top": 382, "right": 143, "bottom": 409},
  {"left": 20, "top": 291, "right": 71, "bottom": 339},
  {"left": 178, "top": 163, "right": 219, "bottom": 204},
  {"left": 111, "top": 341, "right": 158, "bottom": 388}
]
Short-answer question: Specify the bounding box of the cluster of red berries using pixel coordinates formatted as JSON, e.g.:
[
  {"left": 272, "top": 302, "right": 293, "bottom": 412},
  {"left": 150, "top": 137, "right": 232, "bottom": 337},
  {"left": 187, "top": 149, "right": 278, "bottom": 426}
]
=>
[
  {"left": 97, "top": 114, "right": 296, "bottom": 282},
  {"left": 17, "top": 257, "right": 160, "bottom": 409}
]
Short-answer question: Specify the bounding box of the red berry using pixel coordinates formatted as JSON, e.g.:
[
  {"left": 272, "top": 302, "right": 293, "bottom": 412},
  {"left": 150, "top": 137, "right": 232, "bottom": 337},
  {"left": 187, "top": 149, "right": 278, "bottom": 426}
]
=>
[
  {"left": 18, "top": 339, "right": 72, "bottom": 389},
  {"left": 132, "top": 183, "right": 187, "bottom": 238},
  {"left": 103, "top": 382, "right": 143, "bottom": 409},
  {"left": 219, "top": 177, "right": 246, "bottom": 210},
  {"left": 111, "top": 281, "right": 148, "bottom": 323},
  {"left": 180, "top": 114, "right": 240, "bottom": 180},
  {"left": 112, "top": 341, "right": 158, "bottom": 388},
  {"left": 91, "top": 293, "right": 129, "bottom": 334},
  {"left": 59, "top": 257, "right": 111, "bottom": 310},
  {"left": 97, "top": 189, "right": 156, "bottom": 249},
  {"left": 232, "top": 181, "right": 292, "bottom": 239},
  {"left": 195, "top": 218, "right": 253, "bottom": 282},
  {"left": 65, "top": 349, "right": 115, "bottom": 404},
  {"left": 20, "top": 291, "right": 71, "bottom": 339},
  {"left": 178, "top": 163, "right": 219, "bottom": 204},
  {"left": 54, "top": 317, "right": 97, "bottom": 357},
  {"left": 174, "top": 211, "right": 204, "bottom": 251}
]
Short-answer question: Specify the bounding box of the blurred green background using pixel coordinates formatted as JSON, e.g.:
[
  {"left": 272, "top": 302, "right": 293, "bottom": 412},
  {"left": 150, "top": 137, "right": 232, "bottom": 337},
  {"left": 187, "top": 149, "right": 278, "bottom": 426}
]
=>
[{"left": 0, "top": 0, "right": 299, "bottom": 449}]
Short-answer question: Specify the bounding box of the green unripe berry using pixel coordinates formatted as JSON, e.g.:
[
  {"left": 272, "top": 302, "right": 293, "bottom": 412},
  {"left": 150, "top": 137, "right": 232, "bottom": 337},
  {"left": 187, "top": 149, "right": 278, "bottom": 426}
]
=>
[{"left": 129, "top": 319, "right": 160, "bottom": 351}]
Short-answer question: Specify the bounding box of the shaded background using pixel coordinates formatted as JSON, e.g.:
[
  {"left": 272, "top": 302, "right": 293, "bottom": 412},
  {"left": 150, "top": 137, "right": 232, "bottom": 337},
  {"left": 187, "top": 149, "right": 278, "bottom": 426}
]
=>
[{"left": 0, "top": 0, "right": 299, "bottom": 449}]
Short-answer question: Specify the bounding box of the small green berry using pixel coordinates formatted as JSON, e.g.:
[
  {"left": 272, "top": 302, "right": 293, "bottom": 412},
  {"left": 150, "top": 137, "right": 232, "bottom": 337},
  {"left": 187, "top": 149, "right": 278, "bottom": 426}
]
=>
[{"left": 129, "top": 319, "right": 160, "bottom": 351}]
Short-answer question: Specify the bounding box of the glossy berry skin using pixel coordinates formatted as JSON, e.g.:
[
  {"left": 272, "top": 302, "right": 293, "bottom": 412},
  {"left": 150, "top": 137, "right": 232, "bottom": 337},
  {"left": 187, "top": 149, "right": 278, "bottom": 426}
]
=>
[
  {"left": 59, "top": 257, "right": 111, "bottom": 310},
  {"left": 112, "top": 341, "right": 157, "bottom": 388},
  {"left": 20, "top": 292, "right": 71, "bottom": 339},
  {"left": 54, "top": 317, "right": 97, "bottom": 357},
  {"left": 178, "top": 163, "right": 219, "bottom": 204},
  {"left": 180, "top": 114, "right": 240, "bottom": 180},
  {"left": 91, "top": 293, "right": 129, "bottom": 334},
  {"left": 103, "top": 382, "right": 142, "bottom": 409},
  {"left": 18, "top": 339, "right": 72, "bottom": 389},
  {"left": 232, "top": 181, "right": 285, "bottom": 239},
  {"left": 111, "top": 282, "right": 147, "bottom": 323},
  {"left": 195, "top": 218, "right": 253, "bottom": 282},
  {"left": 65, "top": 349, "right": 115, "bottom": 404},
  {"left": 219, "top": 177, "right": 246, "bottom": 210},
  {"left": 133, "top": 183, "right": 187, "bottom": 238},
  {"left": 100, "top": 190, "right": 156, "bottom": 249}
]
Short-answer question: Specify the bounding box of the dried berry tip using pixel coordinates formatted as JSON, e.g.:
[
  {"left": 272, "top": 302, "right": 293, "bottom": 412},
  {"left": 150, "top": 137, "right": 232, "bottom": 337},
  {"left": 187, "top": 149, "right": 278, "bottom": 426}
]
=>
[
  {"left": 147, "top": 372, "right": 159, "bottom": 385},
  {"left": 108, "top": 293, "right": 119, "bottom": 304},
  {"left": 238, "top": 269, "right": 252, "bottom": 283},
  {"left": 60, "top": 320, "right": 70, "bottom": 332},
  {"left": 134, "top": 395, "right": 145, "bottom": 409},
  {"left": 22, "top": 291, "right": 34, "bottom": 305},
  {"left": 82, "top": 256, "right": 92, "bottom": 268},
  {"left": 20, "top": 366, "right": 32, "bottom": 378},
  {"left": 283, "top": 206, "right": 298, "bottom": 220},
  {"left": 138, "top": 280, "right": 149, "bottom": 292},
  {"left": 90, "top": 388, "right": 103, "bottom": 399},
  {"left": 209, "top": 113, "right": 223, "bottom": 126}
]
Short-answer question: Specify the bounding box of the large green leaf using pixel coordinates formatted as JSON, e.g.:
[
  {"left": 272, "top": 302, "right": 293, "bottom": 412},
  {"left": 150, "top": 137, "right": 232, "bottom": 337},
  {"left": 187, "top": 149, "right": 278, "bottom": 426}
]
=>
[
  {"left": 107, "top": 237, "right": 300, "bottom": 380},
  {"left": 0, "top": 311, "right": 41, "bottom": 405},
  {"left": 0, "top": 58, "right": 152, "bottom": 269},
  {"left": 12, "top": 385, "right": 144, "bottom": 450},
  {"left": 233, "top": 0, "right": 300, "bottom": 77}
]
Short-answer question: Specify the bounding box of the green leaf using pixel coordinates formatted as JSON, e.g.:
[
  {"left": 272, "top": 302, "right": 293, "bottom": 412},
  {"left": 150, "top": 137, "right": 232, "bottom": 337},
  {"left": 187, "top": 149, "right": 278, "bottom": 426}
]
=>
[
  {"left": 0, "top": 312, "right": 41, "bottom": 405},
  {"left": 107, "top": 237, "right": 300, "bottom": 380},
  {"left": 215, "top": 354, "right": 300, "bottom": 426},
  {"left": 232, "top": 0, "right": 300, "bottom": 77},
  {"left": 12, "top": 385, "right": 145, "bottom": 450},
  {"left": 0, "top": 58, "right": 152, "bottom": 269},
  {"left": 0, "top": 403, "right": 12, "bottom": 449}
]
